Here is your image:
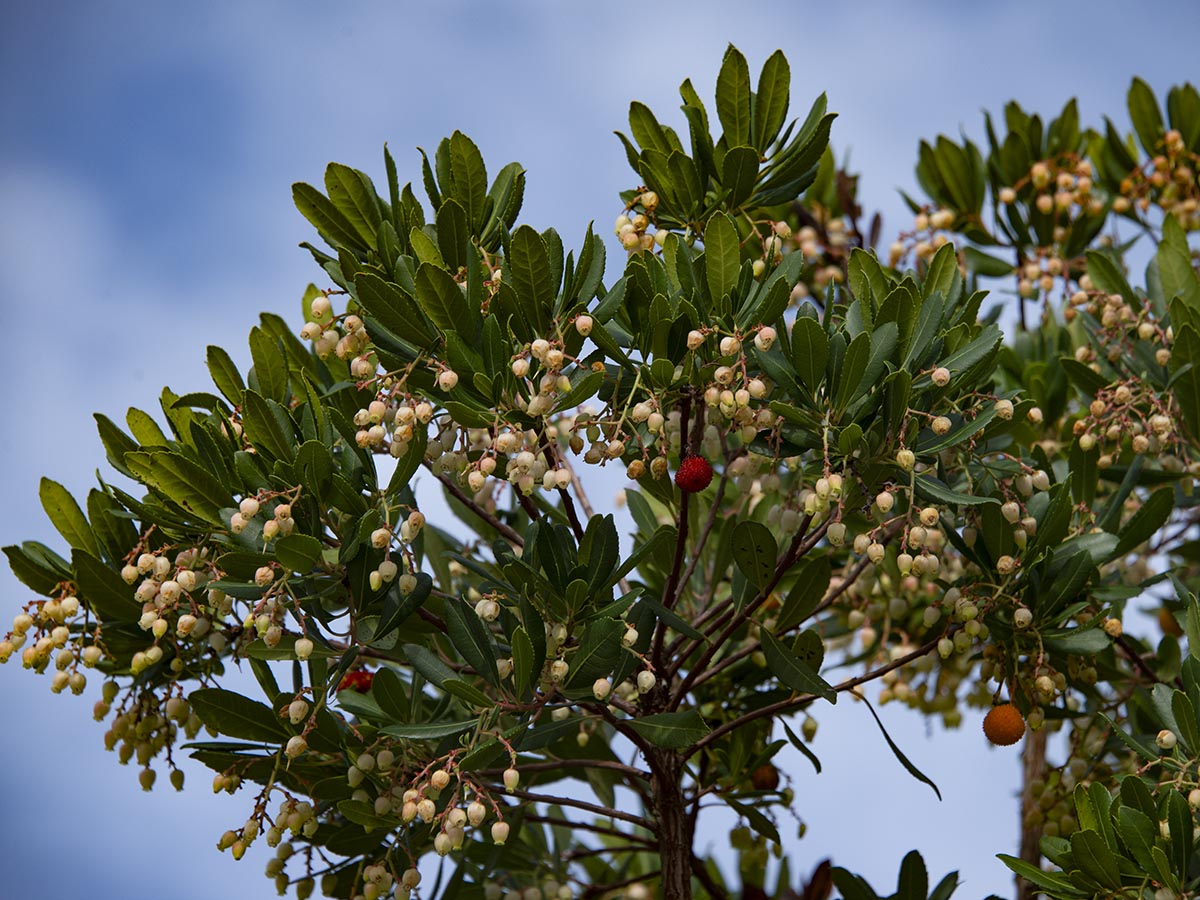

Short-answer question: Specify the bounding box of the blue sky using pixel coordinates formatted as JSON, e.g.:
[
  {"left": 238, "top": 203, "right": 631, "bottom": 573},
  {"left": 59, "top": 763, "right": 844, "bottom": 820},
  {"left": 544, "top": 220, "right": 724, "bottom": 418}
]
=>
[{"left": 3, "top": 2, "right": 1199, "bottom": 897}]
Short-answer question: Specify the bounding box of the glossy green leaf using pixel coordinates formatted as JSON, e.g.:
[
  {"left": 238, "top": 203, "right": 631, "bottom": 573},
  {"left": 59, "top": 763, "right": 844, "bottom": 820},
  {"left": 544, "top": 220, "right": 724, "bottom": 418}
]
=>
[
  {"left": 754, "top": 49, "right": 790, "bottom": 152},
  {"left": 857, "top": 692, "right": 941, "bottom": 800},
  {"left": 791, "top": 316, "right": 829, "bottom": 394},
  {"left": 206, "top": 345, "right": 246, "bottom": 405},
  {"left": 292, "top": 181, "right": 368, "bottom": 254},
  {"left": 443, "top": 597, "right": 500, "bottom": 686},
  {"left": 273, "top": 534, "right": 323, "bottom": 573},
  {"left": 39, "top": 478, "right": 98, "bottom": 559},
  {"left": 761, "top": 629, "right": 835, "bottom": 702},
  {"left": 124, "top": 450, "right": 233, "bottom": 524},
  {"left": 715, "top": 45, "right": 751, "bottom": 147},
  {"left": 189, "top": 688, "right": 288, "bottom": 743},
  {"left": 704, "top": 211, "right": 740, "bottom": 303},
  {"left": 724, "top": 795, "right": 780, "bottom": 844},
  {"left": 627, "top": 710, "right": 710, "bottom": 750},
  {"left": 731, "top": 520, "right": 777, "bottom": 590},
  {"left": 508, "top": 225, "right": 554, "bottom": 336},
  {"left": 1128, "top": 76, "right": 1165, "bottom": 155},
  {"left": 240, "top": 390, "right": 294, "bottom": 462},
  {"left": 381, "top": 720, "right": 477, "bottom": 741},
  {"left": 71, "top": 550, "right": 140, "bottom": 622},
  {"left": 414, "top": 262, "right": 471, "bottom": 334}
]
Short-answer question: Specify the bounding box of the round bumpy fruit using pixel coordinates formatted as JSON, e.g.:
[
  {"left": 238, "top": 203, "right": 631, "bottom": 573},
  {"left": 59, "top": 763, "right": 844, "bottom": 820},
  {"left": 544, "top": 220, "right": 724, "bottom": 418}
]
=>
[
  {"left": 338, "top": 670, "right": 375, "bottom": 693},
  {"left": 675, "top": 456, "right": 714, "bottom": 493},
  {"left": 983, "top": 703, "right": 1026, "bottom": 746}
]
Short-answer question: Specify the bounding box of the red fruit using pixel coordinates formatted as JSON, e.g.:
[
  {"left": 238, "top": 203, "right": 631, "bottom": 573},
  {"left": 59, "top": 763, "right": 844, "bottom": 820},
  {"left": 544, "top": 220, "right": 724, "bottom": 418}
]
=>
[
  {"left": 338, "top": 670, "right": 374, "bottom": 693},
  {"left": 675, "top": 456, "right": 713, "bottom": 493}
]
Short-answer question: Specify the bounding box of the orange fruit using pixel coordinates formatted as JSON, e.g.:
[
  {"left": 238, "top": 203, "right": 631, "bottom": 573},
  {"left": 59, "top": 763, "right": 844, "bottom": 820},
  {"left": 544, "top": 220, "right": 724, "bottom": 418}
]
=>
[{"left": 983, "top": 703, "right": 1025, "bottom": 746}]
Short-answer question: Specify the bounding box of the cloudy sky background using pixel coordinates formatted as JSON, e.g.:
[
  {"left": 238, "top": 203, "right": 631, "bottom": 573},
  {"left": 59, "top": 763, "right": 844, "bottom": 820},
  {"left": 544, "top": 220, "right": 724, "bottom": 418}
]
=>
[{"left": 3, "top": 2, "right": 1199, "bottom": 897}]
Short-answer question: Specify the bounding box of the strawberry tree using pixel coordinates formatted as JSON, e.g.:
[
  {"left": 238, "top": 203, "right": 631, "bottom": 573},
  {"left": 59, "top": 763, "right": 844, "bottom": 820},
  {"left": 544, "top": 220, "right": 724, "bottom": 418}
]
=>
[{"left": 4, "top": 45, "right": 1200, "bottom": 900}]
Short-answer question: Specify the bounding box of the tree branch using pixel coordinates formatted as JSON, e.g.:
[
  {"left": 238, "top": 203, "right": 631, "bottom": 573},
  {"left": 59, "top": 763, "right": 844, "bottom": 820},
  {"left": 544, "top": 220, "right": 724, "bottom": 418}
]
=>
[
  {"left": 428, "top": 465, "right": 524, "bottom": 546},
  {"left": 482, "top": 758, "right": 649, "bottom": 780},
  {"left": 523, "top": 813, "right": 655, "bottom": 844},
  {"left": 683, "top": 631, "right": 948, "bottom": 756},
  {"left": 506, "top": 787, "right": 651, "bottom": 828},
  {"left": 670, "top": 516, "right": 822, "bottom": 701}
]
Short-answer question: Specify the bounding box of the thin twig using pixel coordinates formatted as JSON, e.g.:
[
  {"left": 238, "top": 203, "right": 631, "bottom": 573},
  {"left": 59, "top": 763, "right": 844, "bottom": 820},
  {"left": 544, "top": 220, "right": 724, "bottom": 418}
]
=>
[
  {"left": 670, "top": 516, "right": 819, "bottom": 699},
  {"left": 684, "top": 631, "right": 948, "bottom": 756},
  {"left": 523, "top": 813, "right": 655, "bottom": 844},
  {"left": 506, "top": 787, "right": 651, "bottom": 828},
  {"left": 481, "top": 758, "right": 649, "bottom": 780},
  {"left": 540, "top": 435, "right": 585, "bottom": 541},
  {"left": 428, "top": 465, "right": 524, "bottom": 546}
]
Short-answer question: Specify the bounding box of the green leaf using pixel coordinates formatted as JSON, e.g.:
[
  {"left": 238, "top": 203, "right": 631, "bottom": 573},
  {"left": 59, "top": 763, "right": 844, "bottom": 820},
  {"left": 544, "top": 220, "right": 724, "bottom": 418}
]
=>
[
  {"left": 292, "top": 181, "right": 368, "bottom": 253},
  {"left": 86, "top": 489, "right": 138, "bottom": 565},
  {"left": 724, "top": 795, "right": 780, "bottom": 844},
  {"left": 325, "top": 163, "right": 381, "bottom": 245},
  {"left": 1171, "top": 324, "right": 1200, "bottom": 439},
  {"left": 922, "top": 243, "right": 960, "bottom": 299},
  {"left": 1171, "top": 690, "right": 1200, "bottom": 755},
  {"left": 1116, "top": 805, "right": 1162, "bottom": 877},
  {"left": 776, "top": 557, "right": 830, "bottom": 631},
  {"left": 715, "top": 45, "right": 752, "bottom": 147},
  {"left": 443, "top": 597, "right": 500, "bottom": 686},
  {"left": 781, "top": 719, "right": 821, "bottom": 773},
  {"left": 1067, "top": 830, "right": 1120, "bottom": 889},
  {"left": 833, "top": 331, "right": 871, "bottom": 415},
  {"left": 414, "top": 262, "right": 471, "bottom": 334},
  {"left": 896, "top": 851, "right": 928, "bottom": 900},
  {"left": 448, "top": 131, "right": 488, "bottom": 229},
  {"left": 206, "top": 345, "right": 246, "bottom": 405},
  {"left": 1041, "top": 625, "right": 1110, "bottom": 655},
  {"left": 857, "top": 692, "right": 941, "bottom": 800},
  {"left": 997, "top": 855, "right": 1088, "bottom": 896},
  {"left": 443, "top": 679, "right": 493, "bottom": 709},
  {"left": 566, "top": 617, "right": 623, "bottom": 691},
  {"left": 39, "top": 478, "right": 98, "bottom": 558},
  {"left": 704, "top": 211, "right": 741, "bottom": 303},
  {"left": 71, "top": 550, "right": 140, "bottom": 622},
  {"left": 510, "top": 626, "right": 535, "bottom": 695},
  {"left": 381, "top": 720, "right": 477, "bottom": 741},
  {"left": 761, "top": 629, "right": 835, "bottom": 702},
  {"left": 354, "top": 272, "right": 438, "bottom": 348},
  {"left": 273, "top": 534, "right": 323, "bottom": 573},
  {"left": 913, "top": 475, "right": 998, "bottom": 508},
  {"left": 189, "top": 688, "right": 288, "bottom": 743},
  {"left": 754, "top": 50, "right": 790, "bottom": 153},
  {"left": 124, "top": 450, "right": 233, "bottom": 525},
  {"left": 436, "top": 197, "right": 470, "bottom": 270},
  {"left": 1115, "top": 488, "right": 1173, "bottom": 557},
  {"left": 240, "top": 390, "right": 295, "bottom": 462},
  {"left": 1128, "top": 76, "right": 1165, "bottom": 155},
  {"left": 640, "top": 596, "right": 706, "bottom": 641},
  {"left": 791, "top": 316, "right": 829, "bottom": 394},
  {"left": 605, "top": 526, "right": 675, "bottom": 591},
  {"left": 962, "top": 247, "right": 1014, "bottom": 278},
  {"left": 402, "top": 642, "right": 457, "bottom": 687},
  {"left": 731, "top": 520, "right": 777, "bottom": 590},
  {"left": 627, "top": 710, "right": 710, "bottom": 750},
  {"left": 721, "top": 146, "right": 760, "bottom": 208},
  {"left": 508, "top": 225, "right": 554, "bottom": 336}
]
